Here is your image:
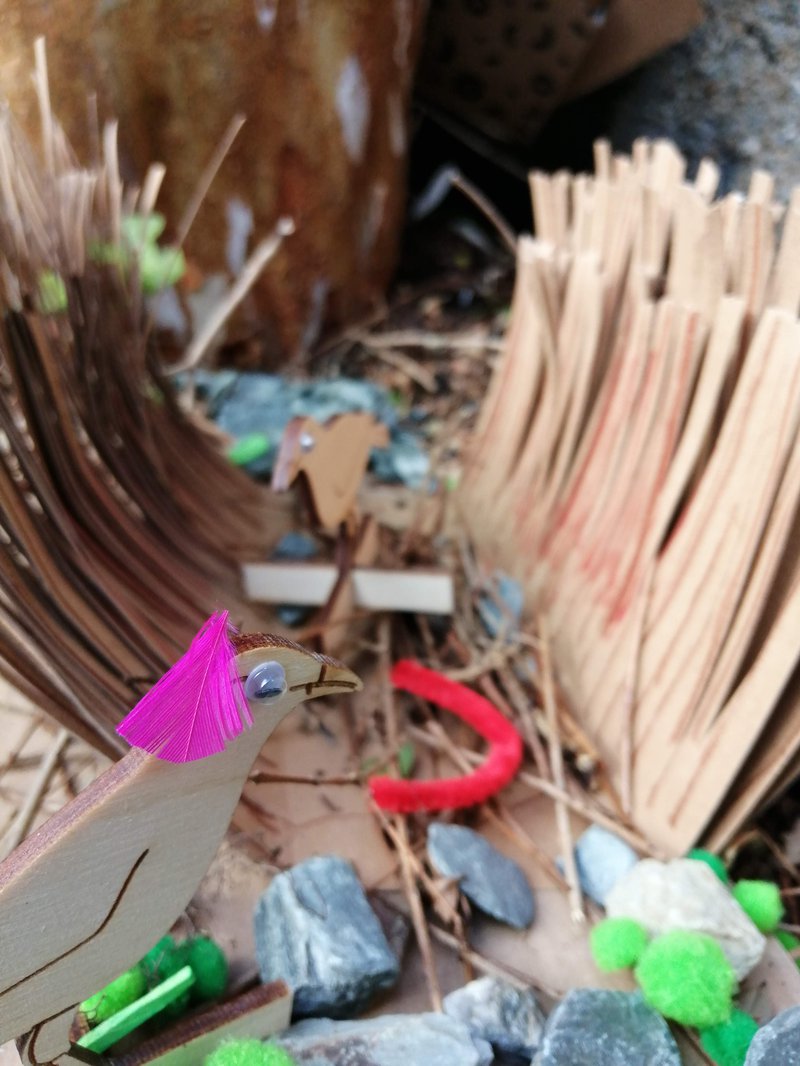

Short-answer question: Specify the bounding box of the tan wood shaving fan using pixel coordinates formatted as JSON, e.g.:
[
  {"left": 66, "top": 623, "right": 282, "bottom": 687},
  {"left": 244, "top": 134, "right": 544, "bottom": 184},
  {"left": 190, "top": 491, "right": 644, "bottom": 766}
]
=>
[
  {"left": 461, "top": 139, "right": 800, "bottom": 854},
  {"left": 0, "top": 44, "right": 276, "bottom": 758}
]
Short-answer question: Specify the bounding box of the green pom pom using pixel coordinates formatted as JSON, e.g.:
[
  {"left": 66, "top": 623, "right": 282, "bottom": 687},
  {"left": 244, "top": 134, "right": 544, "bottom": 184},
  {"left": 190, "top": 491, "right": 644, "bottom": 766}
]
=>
[
  {"left": 775, "top": 929, "right": 800, "bottom": 952},
  {"left": 590, "top": 918, "right": 649, "bottom": 972},
  {"left": 700, "top": 1010, "right": 759, "bottom": 1066},
  {"left": 635, "top": 931, "right": 735, "bottom": 1028},
  {"left": 186, "top": 937, "right": 229, "bottom": 1001},
  {"left": 141, "top": 935, "right": 178, "bottom": 983},
  {"left": 732, "top": 880, "right": 784, "bottom": 934},
  {"left": 204, "top": 1039, "right": 297, "bottom": 1066},
  {"left": 80, "top": 965, "right": 147, "bottom": 1026},
  {"left": 686, "top": 848, "right": 729, "bottom": 883}
]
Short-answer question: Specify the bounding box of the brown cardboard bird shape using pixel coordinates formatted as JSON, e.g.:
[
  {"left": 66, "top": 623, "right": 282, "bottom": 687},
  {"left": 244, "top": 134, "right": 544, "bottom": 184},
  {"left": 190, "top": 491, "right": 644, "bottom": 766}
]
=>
[
  {"left": 0, "top": 629, "right": 361, "bottom": 1064},
  {"left": 271, "top": 413, "right": 390, "bottom": 534}
]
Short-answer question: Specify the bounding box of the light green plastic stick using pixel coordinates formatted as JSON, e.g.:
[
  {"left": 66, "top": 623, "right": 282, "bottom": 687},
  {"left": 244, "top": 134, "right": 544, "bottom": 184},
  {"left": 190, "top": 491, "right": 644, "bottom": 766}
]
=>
[{"left": 77, "top": 965, "right": 195, "bottom": 1054}]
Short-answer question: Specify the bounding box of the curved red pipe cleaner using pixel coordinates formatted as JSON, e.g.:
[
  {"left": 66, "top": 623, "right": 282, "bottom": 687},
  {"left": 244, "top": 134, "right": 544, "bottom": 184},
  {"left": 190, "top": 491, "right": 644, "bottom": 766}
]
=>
[{"left": 369, "top": 660, "right": 523, "bottom": 813}]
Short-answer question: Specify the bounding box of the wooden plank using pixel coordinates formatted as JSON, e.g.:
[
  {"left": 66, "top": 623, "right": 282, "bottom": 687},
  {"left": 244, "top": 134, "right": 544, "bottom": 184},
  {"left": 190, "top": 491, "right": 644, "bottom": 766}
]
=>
[{"left": 242, "top": 564, "right": 454, "bottom": 614}]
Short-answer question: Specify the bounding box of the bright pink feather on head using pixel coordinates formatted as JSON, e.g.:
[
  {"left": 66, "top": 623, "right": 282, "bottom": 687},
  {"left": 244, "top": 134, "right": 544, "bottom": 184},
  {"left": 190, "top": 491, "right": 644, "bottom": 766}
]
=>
[{"left": 117, "top": 611, "right": 252, "bottom": 763}]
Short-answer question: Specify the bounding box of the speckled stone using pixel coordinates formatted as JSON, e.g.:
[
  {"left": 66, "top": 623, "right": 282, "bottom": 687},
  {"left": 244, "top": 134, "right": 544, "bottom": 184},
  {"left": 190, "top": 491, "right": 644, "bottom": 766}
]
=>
[
  {"left": 606, "top": 858, "right": 766, "bottom": 980},
  {"left": 276, "top": 1013, "right": 493, "bottom": 1066},
  {"left": 745, "top": 1006, "right": 800, "bottom": 1064},
  {"left": 254, "top": 855, "right": 399, "bottom": 1018},
  {"left": 533, "top": 989, "right": 682, "bottom": 1066},
  {"left": 427, "top": 823, "right": 535, "bottom": 929},
  {"left": 443, "top": 976, "right": 545, "bottom": 1059}
]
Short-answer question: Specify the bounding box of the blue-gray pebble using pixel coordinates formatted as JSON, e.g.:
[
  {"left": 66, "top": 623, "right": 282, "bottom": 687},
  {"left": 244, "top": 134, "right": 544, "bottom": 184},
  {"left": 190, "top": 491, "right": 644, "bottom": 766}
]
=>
[
  {"left": 573, "top": 825, "right": 639, "bottom": 906},
  {"left": 427, "top": 823, "right": 535, "bottom": 928}
]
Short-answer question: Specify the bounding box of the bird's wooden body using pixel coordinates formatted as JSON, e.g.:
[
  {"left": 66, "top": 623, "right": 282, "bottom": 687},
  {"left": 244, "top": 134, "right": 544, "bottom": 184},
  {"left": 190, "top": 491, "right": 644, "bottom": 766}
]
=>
[{"left": 0, "top": 635, "right": 360, "bottom": 1063}]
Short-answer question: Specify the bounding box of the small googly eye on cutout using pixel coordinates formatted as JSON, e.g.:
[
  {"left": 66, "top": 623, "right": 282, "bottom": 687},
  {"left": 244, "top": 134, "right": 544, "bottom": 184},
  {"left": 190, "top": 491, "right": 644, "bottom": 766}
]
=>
[{"left": 244, "top": 660, "right": 287, "bottom": 701}]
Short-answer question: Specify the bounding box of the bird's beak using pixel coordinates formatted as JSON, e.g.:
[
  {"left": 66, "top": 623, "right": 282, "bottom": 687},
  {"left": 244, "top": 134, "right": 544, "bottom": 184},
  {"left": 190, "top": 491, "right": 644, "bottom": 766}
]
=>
[{"left": 232, "top": 633, "right": 362, "bottom": 699}]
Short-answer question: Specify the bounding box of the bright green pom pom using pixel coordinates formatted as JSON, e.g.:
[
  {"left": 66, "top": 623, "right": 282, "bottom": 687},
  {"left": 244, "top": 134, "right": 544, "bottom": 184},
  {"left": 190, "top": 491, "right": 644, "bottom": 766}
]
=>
[
  {"left": 686, "top": 848, "right": 729, "bottom": 884},
  {"left": 732, "top": 880, "right": 784, "bottom": 934},
  {"left": 775, "top": 929, "right": 800, "bottom": 953},
  {"left": 141, "top": 935, "right": 177, "bottom": 983},
  {"left": 590, "top": 918, "right": 649, "bottom": 972},
  {"left": 80, "top": 965, "right": 147, "bottom": 1026},
  {"left": 204, "top": 1039, "right": 297, "bottom": 1066},
  {"left": 700, "top": 1010, "right": 759, "bottom": 1066},
  {"left": 186, "top": 937, "right": 229, "bottom": 1001},
  {"left": 635, "top": 931, "right": 735, "bottom": 1028}
]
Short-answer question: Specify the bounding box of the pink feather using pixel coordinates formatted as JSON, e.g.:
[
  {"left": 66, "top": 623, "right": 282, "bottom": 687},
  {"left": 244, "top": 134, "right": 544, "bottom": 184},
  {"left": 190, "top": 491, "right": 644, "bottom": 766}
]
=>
[{"left": 117, "top": 611, "right": 252, "bottom": 762}]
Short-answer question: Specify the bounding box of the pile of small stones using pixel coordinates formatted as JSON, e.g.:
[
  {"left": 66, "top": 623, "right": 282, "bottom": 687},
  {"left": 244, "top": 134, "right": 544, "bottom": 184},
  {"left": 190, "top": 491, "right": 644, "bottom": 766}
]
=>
[{"left": 252, "top": 824, "right": 800, "bottom": 1064}]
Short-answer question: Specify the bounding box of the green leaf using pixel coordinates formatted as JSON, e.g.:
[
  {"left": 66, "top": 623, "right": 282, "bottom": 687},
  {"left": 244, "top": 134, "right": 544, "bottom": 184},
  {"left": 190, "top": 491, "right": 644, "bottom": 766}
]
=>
[
  {"left": 122, "top": 212, "right": 166, "bottom": 247},
  {"left": 140, "top": 244, "right": 186, "bottom": 293},
  {"left": 397, "top": 741, "right": 416, "bottom": 778},
  {"left": 36, "top": 271, "right": 67, "bottom": 314}
]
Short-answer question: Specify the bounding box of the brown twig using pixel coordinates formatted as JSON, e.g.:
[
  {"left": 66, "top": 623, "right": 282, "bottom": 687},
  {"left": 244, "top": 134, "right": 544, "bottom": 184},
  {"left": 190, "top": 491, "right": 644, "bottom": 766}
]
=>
[
  {"left": 427, "top": 924, "right": 559, "bottom": 1000},
  {"left": 407, "top": 725, "right": 655, "bottom": 855},
  {"left": 376, "top": 618, "right": 442, "bottom": 1010},
  {"left": 0, "top": 727, "right": 69, "bottom": 859},
  {"left": 248, "top": 771, "right": 362, "bottom": 787}
]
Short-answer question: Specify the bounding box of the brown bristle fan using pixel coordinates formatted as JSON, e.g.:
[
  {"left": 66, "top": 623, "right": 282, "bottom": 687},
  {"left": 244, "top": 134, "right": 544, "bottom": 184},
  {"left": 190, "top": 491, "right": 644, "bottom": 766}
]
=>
[
  {"left": 0, "top": 46, "right": 270, "bottom": 758},
  {"left": 461, "top": 139, "right": 800, "bottom": 853}
]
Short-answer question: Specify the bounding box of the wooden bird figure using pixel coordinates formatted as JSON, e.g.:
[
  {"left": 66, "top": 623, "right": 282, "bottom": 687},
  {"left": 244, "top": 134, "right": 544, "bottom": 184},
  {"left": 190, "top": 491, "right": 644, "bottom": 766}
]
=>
[
  {"left": 271, "top": 413, "right": 389, "bottom": 533},
  {"left": 0, "top": 614, "right": 361, "bottom": 1065}
]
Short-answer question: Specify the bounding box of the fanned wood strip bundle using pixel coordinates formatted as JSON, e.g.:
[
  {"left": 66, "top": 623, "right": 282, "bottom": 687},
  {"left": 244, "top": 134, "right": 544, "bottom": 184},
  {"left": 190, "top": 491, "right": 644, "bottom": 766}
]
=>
[
  {"left": 0, "top": 57, "right": 271, "bottom": 757},
  {"left": 461, "top": 139, "right": 800, "bottom": 853}
]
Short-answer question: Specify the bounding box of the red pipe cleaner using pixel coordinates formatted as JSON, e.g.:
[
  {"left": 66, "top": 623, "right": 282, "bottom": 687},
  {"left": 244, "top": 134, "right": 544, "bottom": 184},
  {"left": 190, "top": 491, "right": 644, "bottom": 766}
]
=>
[{"left": 369, "top": 660, "right": 523, "bottom": 812}]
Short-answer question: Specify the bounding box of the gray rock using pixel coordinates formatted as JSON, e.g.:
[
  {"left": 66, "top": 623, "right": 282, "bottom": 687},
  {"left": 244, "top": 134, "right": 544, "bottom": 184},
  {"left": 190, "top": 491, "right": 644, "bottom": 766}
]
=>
[
  {"left": 572, "top": 825, "right": 640, "bottom": 907},
  {"left": 427, "top": 823, "right": 535, "bottom": 929},
  {"left": 745, "top": 1006, "right": 800, "bottom": 1064},
  {"left": 271, "top": 532, "right": 320, "bottom": 627},
  {"left": 185, "top": 369, "right": 429, "bottom": 487},
  {"left": 443, "top": 976, "right": 545, "bottom": 1060},
  {"left": 275, "top": 1013, "right": 493, "bottom": 1066},
  {"left": 606, "top": 858, "right": 765, "bottom": 980},
  {"left": 254, "top": 855, "right": 400, "bottom": 1017},
  {"left": 604, "top": 1, "right": 800, "bottom": 204},
  {"left": 533, "top": 989, "right": 682, "bottom": 1066}
]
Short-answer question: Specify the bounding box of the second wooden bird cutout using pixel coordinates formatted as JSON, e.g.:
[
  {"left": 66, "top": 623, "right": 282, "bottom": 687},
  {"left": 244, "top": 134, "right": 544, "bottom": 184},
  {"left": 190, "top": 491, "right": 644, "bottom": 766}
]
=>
[
  {"left": 271, "top": 412, "right": 389, "bottom": 533},
  {"left": 0, "top": 613, "right": 361, "bottom": 1065}
]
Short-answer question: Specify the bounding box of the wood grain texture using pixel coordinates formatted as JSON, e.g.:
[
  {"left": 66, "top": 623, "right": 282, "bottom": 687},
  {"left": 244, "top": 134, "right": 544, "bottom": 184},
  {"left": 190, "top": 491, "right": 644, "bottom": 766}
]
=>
[{"left": 461, "top": 141, "right": 800, "bottom": 852}]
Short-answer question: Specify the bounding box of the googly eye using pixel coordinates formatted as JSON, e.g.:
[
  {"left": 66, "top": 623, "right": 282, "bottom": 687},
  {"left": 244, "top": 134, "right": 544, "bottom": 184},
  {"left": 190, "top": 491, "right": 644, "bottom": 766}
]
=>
[
  {"left": 299, "top": 432, "right": 316, "bottom": 453},
  {"left": 244, "top": 660, "right": 287, "bottom": 701}
]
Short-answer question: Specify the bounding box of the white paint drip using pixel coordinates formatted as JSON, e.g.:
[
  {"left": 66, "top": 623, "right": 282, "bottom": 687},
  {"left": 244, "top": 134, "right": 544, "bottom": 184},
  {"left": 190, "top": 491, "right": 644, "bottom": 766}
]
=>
[
  {"left": 387, "top": 93, "right": 406, "bottom": 157},
  {"left": 225, "top": 198, "right": 254, "bottom": 275},
  {"left": 254, "top": 0, "right": 278, "bottom": 31},
  {"left": 335, "top": 57, "right": 370, "bottom": 164},
  {"left": 300, "top": 278, "right": 330, "bottom": 353}
]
